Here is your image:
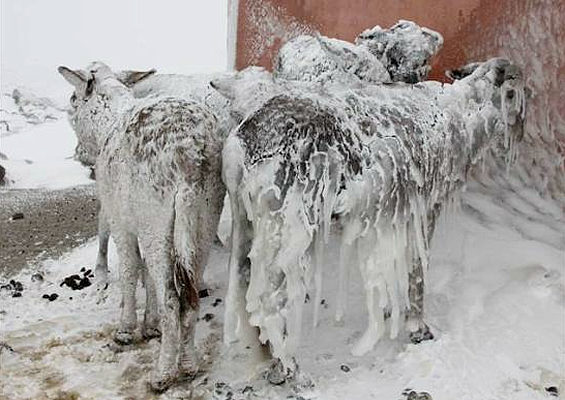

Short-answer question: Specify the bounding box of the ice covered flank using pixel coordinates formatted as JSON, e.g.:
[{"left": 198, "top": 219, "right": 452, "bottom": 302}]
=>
[{"left": 0, "top": 181, "right": 563, "bottom": 400}]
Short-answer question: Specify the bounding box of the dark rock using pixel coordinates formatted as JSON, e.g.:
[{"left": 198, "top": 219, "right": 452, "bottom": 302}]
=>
[
  {"left": 198, "top": 288, "right": 210, "bottom": 298},
  {"left": 340, "top": 364, "right": 350, "bottom": 372},
  {"left": 203, "top": 313, "right": 214, "bottom": 322},
  {"left": 12, "top": 292, "right": 22, "bottom": 298},
  {"left": 42, "top": 293, "right": 58, "bottom": 301},
  {"left": 212, "top": 298, "right": 222, "bottom": 307},
  {"left": 31, "top": 273, "right": 44, "bottom": 282},
  {"left": 60, "top": 272, "right": 92, "bottom": 290},
  {"left": 407, "top": 391, "right": 419, "bottom": 400},
  {"left": 546, "top": 386, "right": 559, "bottom": 397},
  {"left": 404, "top": 390, "right": 433, "bottom": 400},
  {"left": 11, "top": 213, "right": 24, "bottom": 221},
  {"left": 242, "top": 385, "right": 254, "bottom": 394}
]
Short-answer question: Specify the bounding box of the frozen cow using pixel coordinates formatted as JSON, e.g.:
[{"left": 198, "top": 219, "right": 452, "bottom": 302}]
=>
[
  {"left": 59, "top": 62, "right": 225, "bottom": 391},
  {"left": 213, "top": 58, "right": 525, "bottom": 383},
  {"left": 66, "top": 69, "right": 235, "bottom": 300}
]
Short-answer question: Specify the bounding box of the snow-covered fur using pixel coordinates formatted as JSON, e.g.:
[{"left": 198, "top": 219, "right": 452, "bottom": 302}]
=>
[
  {"left": 356, "top": 20, "right": 444, "bottom": 83},
  {"left": 274, "top": 20, "right": 442, "bottom": 85},
  {"left": 216, "top": 58, "right": 525, "bottom": 381},
  {"left": 68, "top": 71, "right": 233, "bottom": 167},
  {"left": 58, "top": 62, "right": 225, "bottom": 391},
  {"left": 274, "top": 35, "right": 390, "bottom": 84}
]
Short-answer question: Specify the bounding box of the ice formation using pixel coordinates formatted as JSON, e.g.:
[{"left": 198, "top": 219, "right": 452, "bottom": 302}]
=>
[
  {"left": 274, "top": 20, "right": 443, "bottom": 85},
  {"left": 217, "top": 58, "right": 526, "bottom": 375},
  {"left": 58, "top": 62, "right": 226, "bottom": 391}
]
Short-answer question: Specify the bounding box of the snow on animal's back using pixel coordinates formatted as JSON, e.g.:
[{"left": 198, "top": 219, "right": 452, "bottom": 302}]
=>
[
  {"left": 235, "top": 81, "right": 452, "bottom": 201},
  {"left": 100, "top": 96, "right": 221, "bottom": 195}
]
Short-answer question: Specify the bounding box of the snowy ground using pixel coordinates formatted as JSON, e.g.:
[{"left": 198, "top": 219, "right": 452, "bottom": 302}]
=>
[
  {"left": 1, "top": 173, "right": 563, "bottom": 399},
  {"left": 1, "top": 86, "right": 92, "bottom": 190}
]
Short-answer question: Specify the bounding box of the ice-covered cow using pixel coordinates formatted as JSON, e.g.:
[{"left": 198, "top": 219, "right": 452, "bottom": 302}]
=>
[
  {"left": 213, "top": 58, "right": 525, "bottom": 382},
  {"left": 65, "top": 69, "right": 235, "bottom": 300},
  {"left": 274, "top": 20, "right": 443, "bottom": 84},
  {"left": 59, "top": 62, "right": 225, "bottom": 391}
]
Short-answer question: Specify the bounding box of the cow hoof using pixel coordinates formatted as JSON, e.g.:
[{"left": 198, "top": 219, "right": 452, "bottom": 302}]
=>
[
  {"left": 409, "top": 324, "right": 434, "bottom": 344},
  {"left": 266, "top": 359, "right": 295, "bottom": 385},
  {"left": 114, "top": 330, "right": 134, "bottom": 345},
  {"left": 141, "top": 327, "right": 161, "bottom": 340},
  {"left": 150, "top": 371, "right": 176, "bottom": 393},
  {"left": 95, "top": 282, "right": 109, "bottom": 304}
]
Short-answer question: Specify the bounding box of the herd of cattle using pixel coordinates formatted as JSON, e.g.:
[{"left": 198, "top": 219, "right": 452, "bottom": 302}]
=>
[{"left": 57, "top": 20, "right": 526, "bottom": 391}]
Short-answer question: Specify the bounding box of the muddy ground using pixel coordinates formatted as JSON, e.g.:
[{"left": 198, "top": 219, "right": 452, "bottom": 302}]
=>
[{"left": 0, "top": 184, "right": 98, "bottom": 277}]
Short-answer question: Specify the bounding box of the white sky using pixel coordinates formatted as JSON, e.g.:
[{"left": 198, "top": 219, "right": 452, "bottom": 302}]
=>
[{"left": 1, "top": 0, "right": 228, "bottom": 98}]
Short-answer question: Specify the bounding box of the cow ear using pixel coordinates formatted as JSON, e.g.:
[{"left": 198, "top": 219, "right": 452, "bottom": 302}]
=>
[
  {"left": 58, "top": 66, "right": 89, "bottom": 88},
  {"left": 317, "top": 35, "right": 362, "bottom": 70},
  {"left": 445, "top": 62, "right": 482, "bottom": 81},
  {"left": 209, "top": 77, "right": 237, "bottom": 100},
  {"left": 116, "top": 69, "right": 156, "bottom": 87},
  {"left": 58, "top": 66, "right": 94, "bottom": 97}
]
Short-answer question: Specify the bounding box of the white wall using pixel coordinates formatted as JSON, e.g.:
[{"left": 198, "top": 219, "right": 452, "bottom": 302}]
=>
[{"left": 1, "top": 0, "right": 228, "bottom": 99}]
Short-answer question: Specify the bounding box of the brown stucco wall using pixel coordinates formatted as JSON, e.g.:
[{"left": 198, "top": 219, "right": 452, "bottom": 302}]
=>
[{"left": 234, "top": 0, "right": 565, "bottom": 198}]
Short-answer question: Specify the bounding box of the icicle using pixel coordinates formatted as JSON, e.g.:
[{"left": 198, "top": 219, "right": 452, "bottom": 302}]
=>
[
  {"left": 312, "top": 231, "right": 324, "bottom": 328},
  {"left": 335, "top": 219, "right": 360, "bottom": 323}
]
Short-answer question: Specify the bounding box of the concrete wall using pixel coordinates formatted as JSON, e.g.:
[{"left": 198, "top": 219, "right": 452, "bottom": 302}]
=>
[{"left": 233, "top": 0, "right": 564, "bottom": 198}]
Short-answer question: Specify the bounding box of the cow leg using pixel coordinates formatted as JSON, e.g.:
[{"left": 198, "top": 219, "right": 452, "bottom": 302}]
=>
[
  {"left": 142, "top": 236, "right": 181, "bottom": 392},
  {"left": 224, "top": 195, "right": 257, "bottom": 347},
  {"left": 113, "top": 231, "right": 140, "bottom": 345},
  {"left": 178, "top": 296, "right": 199, "bottom": 378},
  {"left": 407, "top": 257, "right": 433, "bottom": 343},
  {"left": 95, "top": 205, "right": 110, "bottom": 303},
  {"left": 141, "top": 260, "right": 161, "bottom": 339}
]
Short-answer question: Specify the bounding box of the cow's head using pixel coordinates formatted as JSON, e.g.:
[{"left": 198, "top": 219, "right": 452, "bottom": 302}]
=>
[
  {"left": 210, "top": 66, "right": 276, "bottom": 124},
  {"left": 449, "top": 58, "right": 527, "bottom": 162},
  {"left": 58, "top": 62, "right": 155, "bottom": 165},
  {"left": 356, "top": 20, "right": 443, "bottom": 83}
]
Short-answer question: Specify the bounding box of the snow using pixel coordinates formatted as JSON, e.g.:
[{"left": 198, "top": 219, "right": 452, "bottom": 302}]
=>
[
  {"left": 0, "top": 117, "right": 92, "bottom": 190},
  {"left": 1, "top": 182, "right": 562, "bottom": 399}
]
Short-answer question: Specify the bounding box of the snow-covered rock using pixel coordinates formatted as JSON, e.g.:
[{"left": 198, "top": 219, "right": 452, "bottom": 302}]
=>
[{"left": 0, "top": 87, "right": 66, "bottom": 136}]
